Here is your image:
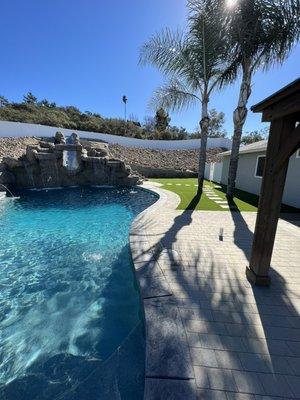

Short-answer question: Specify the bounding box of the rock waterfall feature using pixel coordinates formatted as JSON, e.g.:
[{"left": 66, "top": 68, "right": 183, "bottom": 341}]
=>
[{"left": 0, "top": 132, "right": 140, "bottom": 190}]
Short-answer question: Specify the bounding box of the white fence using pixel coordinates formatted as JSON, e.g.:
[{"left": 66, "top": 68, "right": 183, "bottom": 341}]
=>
[
  {"left": 204, "top": 162, "right": 223, "bottom": 183},
  {"left": 0, "top": 121, "right": 232, "bottom": 151}
]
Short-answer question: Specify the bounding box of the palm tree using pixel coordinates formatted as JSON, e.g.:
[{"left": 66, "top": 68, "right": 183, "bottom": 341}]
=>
[
  {"left": 140, "top": 0, "right": 231, "bottom": 191},
  {"left": 222, "top": 0, "right": 300, "bottom": 197}
]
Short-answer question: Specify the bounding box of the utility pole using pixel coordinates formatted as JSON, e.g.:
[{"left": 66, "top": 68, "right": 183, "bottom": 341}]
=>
[
  {"left": 122, "top": 95, "right": 128, "bottom": 122},
  {"left": 122, "top": 95, "right": 128, "bottom": 135}
]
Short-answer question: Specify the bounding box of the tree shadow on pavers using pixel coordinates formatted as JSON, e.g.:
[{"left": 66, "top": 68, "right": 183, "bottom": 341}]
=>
[
  {"left": 134, "top": 194, "right": 300, "bottom": 398},
  {"left": 227, "top": 197, "right": 254, "bottom": 261},
  {"left": 182, "top": 256, "right": 300, "bottom": 398},
  {"left": 133, "top": 195, "right": 211, "bottom": 398},
  {"left": 225, "top": 203, "right": 300, "bottom": 397}
]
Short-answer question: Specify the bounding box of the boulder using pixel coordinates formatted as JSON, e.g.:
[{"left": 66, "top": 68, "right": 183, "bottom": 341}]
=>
[
  {"left": 96, "top": 144, "right": 110, "bottom": 157},
  {"left": 35, "top": 152, "right": 59, "bottom": 161},
  {"left": 54, "top": 131, "right": 66, "bottom": 144},
  {"left": 40, "top": 141, "right": 55, "bottom": 150},
  {"left": 26, "top": 146, "right": 39, "bottom": 163},
  {"left": 55, "top": 144, "right": 82, "bottom": 152},
  {"left": 69, "top": 132, "right": 80, "bottom": 144},
  {"left": 2, "top": 156, "right": 23, "bottom": 169},
  {"left": 0, "top": 162, "right": 7, "bottom": 172},
  {"left": 0, "top": 170, "right": 15, "bottom": 185}
]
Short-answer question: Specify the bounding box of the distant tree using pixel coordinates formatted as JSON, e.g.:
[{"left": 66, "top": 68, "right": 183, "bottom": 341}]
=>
[
  {"left": 0, "top": 96, "right": 9, "bottom": 108},
  {"left": 23, "top": 92, "right": 37, "bottom": 104},
  {"left": 155, "top": 107, "right": 170, "bottom": 132},
  {"left": 207, "top": 109, "right": 227, "bottom": 138},
  {"left": 39, "top": 99, "right": 50, "bottom": 107},
  {"left": 0, "top": 94, "right": 193, "bottom": 140},
  {"left": 241, "top": 128, "right": 268, "bottom": 145},
  {"left": 168, "top": 126, "right": 189, "bottom": 140},
  {"left": 191, "top": 109, "right": 227, "bottom": 138},
  {"left": 128, "top": 114, "right": 141, "bottom": 126},
  {"left": 143, "top": 116, "right": 156, "bottom": 132}
]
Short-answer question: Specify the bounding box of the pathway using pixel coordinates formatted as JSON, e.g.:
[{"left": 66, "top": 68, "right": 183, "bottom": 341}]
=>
[
  {"left": 164, "top": 181, "right": 233, "bottom": 209},
  {"left": 130, "top": 183, "right": 300, "bottom": 399}
]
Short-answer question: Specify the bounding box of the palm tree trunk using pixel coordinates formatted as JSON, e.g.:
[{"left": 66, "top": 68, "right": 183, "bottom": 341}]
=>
[
  {"left": 198, "top": 95, "right": 209, "bottom": 192},
  {"left": 226, "top": 62, "right": 252, "bottom": 197}
]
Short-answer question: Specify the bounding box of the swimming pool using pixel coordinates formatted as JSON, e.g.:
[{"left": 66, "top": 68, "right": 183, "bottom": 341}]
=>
[{"left": 0, "top": 186, "right": 158, "bottom": 400}]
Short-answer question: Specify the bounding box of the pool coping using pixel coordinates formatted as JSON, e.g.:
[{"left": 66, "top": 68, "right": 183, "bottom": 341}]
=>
[{"left": 130, "top": 183, "right": 197, "bottom": 399}]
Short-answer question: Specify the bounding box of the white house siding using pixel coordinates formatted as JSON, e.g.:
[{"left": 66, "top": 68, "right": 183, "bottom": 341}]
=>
[
  {"left": 0, "top": 121, "right": 232, "bottom": 151},
  {"left": 220, "top": 151, "right": 300, "bottom": 209},
  {"left": 284, "top": 151, "right": 300, "bottom": 208}
]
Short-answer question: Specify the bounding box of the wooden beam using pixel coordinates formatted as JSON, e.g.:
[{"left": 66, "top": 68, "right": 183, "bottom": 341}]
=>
[
  {"left": 273, "top": 124, "right": 300, "bottom": 174},
  {"left": 246, "top": 117, "right": 296, "bottom": 286},
  {"left": 261, "top": 96, "right": 300, "bottom": 122},
  {"left": 252, "top": 78, "right": 300, "bottom": 113}
]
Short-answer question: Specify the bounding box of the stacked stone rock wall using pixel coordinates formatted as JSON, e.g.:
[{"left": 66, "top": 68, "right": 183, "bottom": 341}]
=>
[{"left": 0, "top": 133, "right": 139, "bottom": 190}]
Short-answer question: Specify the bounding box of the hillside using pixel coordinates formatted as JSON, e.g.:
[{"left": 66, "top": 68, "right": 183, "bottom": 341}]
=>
[
  {"left": 109, "top": 144, "right": 223, "bottom": 172},
  {"left": 0, "top": 137, "right": 223, "bottom": 173},
  {"left": 0, "top": 101, "right": 190, "bottom": 140}
]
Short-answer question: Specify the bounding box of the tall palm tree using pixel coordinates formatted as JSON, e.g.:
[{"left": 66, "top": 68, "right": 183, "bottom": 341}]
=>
[
  {"left": 140, "top": 1, "right": 231, "bottom": 191},
  {"left": 222, "top": 0, "right": 300, "bottom": 197}
]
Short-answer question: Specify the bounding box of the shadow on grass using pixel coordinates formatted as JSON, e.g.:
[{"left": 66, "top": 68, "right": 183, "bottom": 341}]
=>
[
  {"left": 217, "top": 182, "right": 300, "bottom": 214},
  {"left": 186, "top": 191, "right": 202, "bottom": 211}
]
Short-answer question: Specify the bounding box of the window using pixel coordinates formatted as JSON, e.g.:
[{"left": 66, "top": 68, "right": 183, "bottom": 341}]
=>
[
  {"left": 255, "top": 155, "right": 266, "bottom": 178},
  {"left": 296, "top": 149, "right": 300, "bottom": 158}
]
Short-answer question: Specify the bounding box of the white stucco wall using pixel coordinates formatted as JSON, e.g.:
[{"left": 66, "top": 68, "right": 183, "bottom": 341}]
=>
[
  {"left": 0, "top": 121, "right": 232, "bottom": 151},
  {"left": 204, "top": 162, "right": 223, "bottom": 183}
]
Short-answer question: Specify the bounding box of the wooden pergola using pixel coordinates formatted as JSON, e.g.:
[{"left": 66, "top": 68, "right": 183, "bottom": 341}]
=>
[{"left": 246, "top": 78, "right": 300, "bottom": 286}]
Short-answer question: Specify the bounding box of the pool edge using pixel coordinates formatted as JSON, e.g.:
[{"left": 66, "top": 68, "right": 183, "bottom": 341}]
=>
[{"left": 130, "top": 184, "right": 197, "bottom": 399}]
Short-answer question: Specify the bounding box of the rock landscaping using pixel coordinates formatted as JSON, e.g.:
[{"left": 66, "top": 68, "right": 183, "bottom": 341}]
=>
[
  {"left": 0, "top": 134, "right": 139, "bottom": 189},
  {"left": 0, "top": 136, "right": 225, "bottom": 183},
  {"left": 109, "top": 144, "right": 224, "bottom": 172}
]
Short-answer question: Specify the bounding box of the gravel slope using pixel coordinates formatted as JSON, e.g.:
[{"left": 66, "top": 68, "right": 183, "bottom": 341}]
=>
[
  {"left": 0, "top": 137, "right": 224, "bottom": 172},
  {"left": 109, "top": 144, "right": 224, "bottom": 172}
]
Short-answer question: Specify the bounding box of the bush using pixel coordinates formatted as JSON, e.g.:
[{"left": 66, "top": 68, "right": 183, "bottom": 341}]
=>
[{"left": 0, "top": 94, "right": 210, "bottom": 140}]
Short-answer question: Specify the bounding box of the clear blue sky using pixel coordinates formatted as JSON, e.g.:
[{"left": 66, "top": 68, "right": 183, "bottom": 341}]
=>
[{"left": 1, "top": 0, "right": 299, "bottom": 136}]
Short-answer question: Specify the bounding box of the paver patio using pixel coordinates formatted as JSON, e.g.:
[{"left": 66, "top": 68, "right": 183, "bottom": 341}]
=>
[{"left": 130, "top": 183, "right": 300, "bottom": 399}]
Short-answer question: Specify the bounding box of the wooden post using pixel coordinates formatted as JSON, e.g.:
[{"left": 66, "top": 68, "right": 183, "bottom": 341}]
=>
[{"left": 246, "top": 117, "right": 296, "bottom": 286}]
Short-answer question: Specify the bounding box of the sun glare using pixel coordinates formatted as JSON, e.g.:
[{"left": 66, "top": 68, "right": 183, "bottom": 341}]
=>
[{"left": 226, "top": 0, "right": 238, "bottom": 8}]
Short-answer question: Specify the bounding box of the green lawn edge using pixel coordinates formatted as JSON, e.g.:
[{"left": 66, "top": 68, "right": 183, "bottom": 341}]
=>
[{"left": 150, "top": 178, "right": 299, "bottom": 213}]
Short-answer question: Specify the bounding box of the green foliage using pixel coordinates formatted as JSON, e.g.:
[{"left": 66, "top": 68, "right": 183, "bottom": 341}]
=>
[
  {"left": 155, "top": 108, "right": 170, "bottom": 131},
  {"left": 191, "top": 109, "right": 227, "bottom": 138},
  {"left": 241, "top": 128, "right": 268, "bottom": 145},
  {"left": 0, "top": 96, "right": 9, "bottom": 108},
  {"left": 0, "top": 94, "right": 192, "bottom": 140},
  {"left": 23, "top": 92, "right": 38, "bottom": 104},
  {"left": 220, "top": 0, "right": 300, "bottom": 84}
]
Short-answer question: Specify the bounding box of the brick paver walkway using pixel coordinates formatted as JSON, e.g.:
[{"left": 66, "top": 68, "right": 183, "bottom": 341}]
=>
[{"left": 131, "top": 184, "right": 300, "bottom": 399}]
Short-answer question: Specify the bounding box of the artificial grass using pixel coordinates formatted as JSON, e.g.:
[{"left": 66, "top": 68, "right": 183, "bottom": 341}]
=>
[{"left": 150, "top": 178, "right": 299, "bottom": 213}]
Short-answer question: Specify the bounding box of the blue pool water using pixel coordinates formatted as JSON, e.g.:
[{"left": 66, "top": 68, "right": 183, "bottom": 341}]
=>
[{"left": 0, "top": 186, "right": 158, "bottom": 400}]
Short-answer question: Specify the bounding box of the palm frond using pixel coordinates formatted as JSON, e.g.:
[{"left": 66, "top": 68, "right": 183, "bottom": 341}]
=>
[
  {"left": 188, "top": 0, "right": 234, "bottom": 84},
  {"left": 149, "top": 79, "right": 200, "bottom": 112},
  {"left": 258, "top": 0, "right": 300, "bottom": 69},
  {"left": 139, "top": 28, "right": 185, "bottom": 73}
]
